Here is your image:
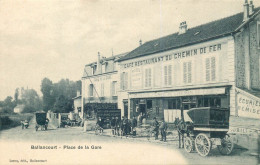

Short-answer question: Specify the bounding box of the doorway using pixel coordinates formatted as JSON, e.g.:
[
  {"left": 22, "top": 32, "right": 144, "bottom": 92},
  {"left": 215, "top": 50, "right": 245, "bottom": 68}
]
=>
[{"left": 123, "top": 100, "right": 128, "bottom": 118}]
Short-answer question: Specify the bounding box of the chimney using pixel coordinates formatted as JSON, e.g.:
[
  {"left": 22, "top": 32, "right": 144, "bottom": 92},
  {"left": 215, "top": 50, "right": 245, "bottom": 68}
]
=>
[
  {"left": 139, "top": 39, "right": 142, "bottom": 46},
  {"left": 179, "top": 21, "right": 187, "bottom": 34},
  {"left": 249, "top": 0, "right": 254, "bottom": 16},
  {"left": 243, "top": 0, "right": 249, "bottom": 21},
  {"left": 76, "top": 90, "right": 80, "bottom": 97},
  {"left": 97, "top": 52, "right": 101, "bottom": 74}
]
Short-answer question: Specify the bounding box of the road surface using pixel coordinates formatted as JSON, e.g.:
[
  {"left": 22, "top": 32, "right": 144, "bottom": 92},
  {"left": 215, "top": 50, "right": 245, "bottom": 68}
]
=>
[{"left": 0, "top": 119, "right": 258, "bottom": 165}]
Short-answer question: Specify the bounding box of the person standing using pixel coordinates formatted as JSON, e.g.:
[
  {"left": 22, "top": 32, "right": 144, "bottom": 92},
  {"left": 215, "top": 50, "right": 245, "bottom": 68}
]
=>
[
  {"left": 131, "top": 116, "right": 137, "bottom": 136},
  {"left": 115, "top": 116, "right": 120, "bottom": 136},
  {"left": 152, "top": 117, "right": 159, "bottom": 140},
  {"left": 159, "top": 118, "right": 168, "bottom": 142},
  {"left": 110, "top": 117, "right": 116, "bottom": 135}
]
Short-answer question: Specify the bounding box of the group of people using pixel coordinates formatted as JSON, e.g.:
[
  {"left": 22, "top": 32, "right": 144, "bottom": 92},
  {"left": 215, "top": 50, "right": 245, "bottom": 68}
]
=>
[
  {"left": 151, "top": 117, "right": 168, "bottom": 142},
  {"left": 96, "top": 116, "right": 168, "bottom": 141}
]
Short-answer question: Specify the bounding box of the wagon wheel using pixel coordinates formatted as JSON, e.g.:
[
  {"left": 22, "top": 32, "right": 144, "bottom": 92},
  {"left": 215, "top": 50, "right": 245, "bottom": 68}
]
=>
[
  {"left": 217, "top": 134, "right": 234, "bottom": 155},
  {"left": 184, "top": 137, "right": 194, "bottom": 153},
  {"left": 195, "top": 133, "right": 211, "bottom": 156}
]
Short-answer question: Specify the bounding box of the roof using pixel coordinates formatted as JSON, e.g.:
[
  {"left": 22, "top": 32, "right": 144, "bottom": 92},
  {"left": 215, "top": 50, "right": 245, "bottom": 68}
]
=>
[
  {"left": 72, "top": 95, "right": 82, "bottom": 100},
  {"left": 85, "top": 52, "right": 128, "bottom": 67},
  {"left": 119, "top": 7, "right": 260, "bottom": 62},
  {"left": 14, "top": 104, "right": 25, "bottom": 109}
]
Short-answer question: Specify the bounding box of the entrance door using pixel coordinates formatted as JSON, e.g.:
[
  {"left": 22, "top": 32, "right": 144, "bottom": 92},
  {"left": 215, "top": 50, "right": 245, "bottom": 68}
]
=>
[
  {"left": 123, "top": 101, "right": 128, "bottom": 118},
  {"left": 139, "top": 104, "right": 146, "bottom": 116}
]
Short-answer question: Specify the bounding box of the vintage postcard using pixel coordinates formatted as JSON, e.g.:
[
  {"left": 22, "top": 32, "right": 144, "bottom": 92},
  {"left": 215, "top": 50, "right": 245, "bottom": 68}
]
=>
[{"left": 0, "top": 0, "right": 259, "bottom": 164}]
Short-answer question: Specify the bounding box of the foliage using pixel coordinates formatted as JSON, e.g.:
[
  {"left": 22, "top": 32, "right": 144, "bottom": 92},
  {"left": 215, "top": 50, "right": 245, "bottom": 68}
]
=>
[
  {"left": 41, "top": 78, "right": 81, "bottom": 113},
  {"left": 0, "top": 113, "right": 33, "bottom": 130}
]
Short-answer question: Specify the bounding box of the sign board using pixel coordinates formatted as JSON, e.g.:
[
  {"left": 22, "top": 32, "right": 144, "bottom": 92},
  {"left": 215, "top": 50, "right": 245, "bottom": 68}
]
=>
[
  {"left": 130, "top": 87, "right": 226, "bottom": 98},
  {"left": 96, "top": 109, "right": 121, "bottom": 120},
  {"left": 236, "top": 89, "right": 260, "bottom": 119}
]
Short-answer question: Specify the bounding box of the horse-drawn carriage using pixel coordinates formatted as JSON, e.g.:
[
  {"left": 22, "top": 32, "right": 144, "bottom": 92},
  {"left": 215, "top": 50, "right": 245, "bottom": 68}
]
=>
[
  {"left": 35, "top": 112, "right": 48, "bottom": 131},
  {"left": 177, "top": 107, "right": 233, "bottom": 156}
]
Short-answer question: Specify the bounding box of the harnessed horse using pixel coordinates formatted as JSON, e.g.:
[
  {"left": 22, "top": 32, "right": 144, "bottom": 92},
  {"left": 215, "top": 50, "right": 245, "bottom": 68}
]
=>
[{"left": 174, "top": 117, "right": 192, "bottom": 149}]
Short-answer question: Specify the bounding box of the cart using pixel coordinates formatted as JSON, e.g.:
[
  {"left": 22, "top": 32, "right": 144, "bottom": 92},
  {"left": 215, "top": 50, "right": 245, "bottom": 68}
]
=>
[
  {"left": 35, "top": 112, "right": 48, "bottom": 131},
  {"left": 181, "top": 107, "right": 234, "bottom": 156}
]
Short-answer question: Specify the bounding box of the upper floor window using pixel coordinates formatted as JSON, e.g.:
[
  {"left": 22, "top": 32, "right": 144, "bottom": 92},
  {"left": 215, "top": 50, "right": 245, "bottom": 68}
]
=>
[
  {"left": 145, "top": 68, "right": 152, "bottom": 88},
  {"left": 183, "top": 61, "right": 192, "bottom": 84},
  {"left": 120, "top": 72, "right": 128, "bottom": 90},
  {"left": 205, "top": 56, "right": 216, "bottom": 82},
  {"left": 257, "top": 21, "right": 260, "bottom": 49},
  {"left": 111, "top": 81, "right": 117, "bottom": 96},
  {"left": 164, "top": 65, "right": 172, "bottom": 86},
  {"left": 92, "top": 65, "right": 97, "bottom": 75},
  {"left": 100, "top": 83, "right": 104, "bottom": 97},
  {"left": 89, "top": 84, "right": 94, "bottom": 97}
]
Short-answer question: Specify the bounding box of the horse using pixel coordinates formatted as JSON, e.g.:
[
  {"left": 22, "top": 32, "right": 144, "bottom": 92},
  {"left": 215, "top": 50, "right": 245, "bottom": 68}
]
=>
[{"left": 173, "top": 117, "right": 187, "bottom": 149}]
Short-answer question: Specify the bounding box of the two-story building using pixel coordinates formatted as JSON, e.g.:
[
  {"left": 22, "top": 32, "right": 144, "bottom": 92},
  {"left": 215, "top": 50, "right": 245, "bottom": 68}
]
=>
[
  {"left": 117, "top": 0, "right": 260, "bottom": 150},
  {"left": 81, "top": 52, "right": 127, "bottom": 119}
]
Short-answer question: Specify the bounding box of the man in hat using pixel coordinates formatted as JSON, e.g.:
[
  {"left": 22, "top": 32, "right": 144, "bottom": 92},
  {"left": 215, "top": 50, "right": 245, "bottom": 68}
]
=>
[
  {"left": 159, "top": 118, "right": 168, "bottom": 142},
  {"left": 152, "top": 117, "right": 159, "bottom": 140}
]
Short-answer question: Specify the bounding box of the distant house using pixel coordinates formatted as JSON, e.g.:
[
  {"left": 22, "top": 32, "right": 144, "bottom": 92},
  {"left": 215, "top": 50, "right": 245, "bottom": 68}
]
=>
[
  {"left": 13, "top": 104, "right": 25, "bottom": 113},
  {"left": 72, "top": 91, "right": 82, "bottom": 114}
]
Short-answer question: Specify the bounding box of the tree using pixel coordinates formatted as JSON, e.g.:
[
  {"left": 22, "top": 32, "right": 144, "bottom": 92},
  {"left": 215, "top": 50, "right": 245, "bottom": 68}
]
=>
[
  {"left": 14, "top": 88, "right": 19, "bottom": 103},
  {"left": 41, "top": 78, "right": 55, "bottom": 111}
]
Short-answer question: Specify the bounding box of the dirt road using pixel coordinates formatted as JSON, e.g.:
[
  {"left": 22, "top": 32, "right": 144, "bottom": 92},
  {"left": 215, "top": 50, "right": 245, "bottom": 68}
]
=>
[{"left": 0, "top": 119, "right": 258, "bottom": 165}]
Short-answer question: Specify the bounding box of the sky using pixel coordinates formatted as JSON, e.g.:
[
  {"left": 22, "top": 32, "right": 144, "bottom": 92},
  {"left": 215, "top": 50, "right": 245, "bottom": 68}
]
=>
[{"left": 0, "top": 0, "right": 259, "bottom": 100}]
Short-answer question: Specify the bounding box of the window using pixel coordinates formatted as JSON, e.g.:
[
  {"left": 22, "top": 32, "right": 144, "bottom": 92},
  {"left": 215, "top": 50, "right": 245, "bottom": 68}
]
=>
[
  {"left": 257, "top": 21, "right": 260, "bottom": 49},
  {"left": 111, "top": 81, "right": 117, "bottom": 96},
  {"left": 164, "top": 65, "right": 172, "bottom": 86},
  {"left": 100, "top": 83, "right": 104, "bottom": 97},
  {"left": 120, "top": 72, "right": 128, "bottom": 90},
  {"left": 92, "top": 65, "right": 97, "bottom": 75},
  {"left": 145, "top": 68, "right": 152, "bottom": 87},
  {"left": 89, "top": 84, "right": 94, "bottom": 97},
  {"left": 183, "top": 61, "right": 192, "bottom": 84},
  {"left": 205, "top": 56, "right": 216, "bottom": 82}
]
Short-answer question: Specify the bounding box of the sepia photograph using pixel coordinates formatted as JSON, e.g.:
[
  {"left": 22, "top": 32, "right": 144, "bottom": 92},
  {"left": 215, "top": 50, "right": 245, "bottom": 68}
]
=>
[{"left": 0, "top": 0, "right": 259, "bottom": 164}]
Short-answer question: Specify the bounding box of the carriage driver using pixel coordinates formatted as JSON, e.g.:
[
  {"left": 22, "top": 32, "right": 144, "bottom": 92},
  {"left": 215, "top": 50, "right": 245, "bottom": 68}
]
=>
[
  {"left": 159, "top": 118, "right": 168, "bottom": 142},
  {"left": 152, "top": 117, "right": 159, "bottom": 140}
]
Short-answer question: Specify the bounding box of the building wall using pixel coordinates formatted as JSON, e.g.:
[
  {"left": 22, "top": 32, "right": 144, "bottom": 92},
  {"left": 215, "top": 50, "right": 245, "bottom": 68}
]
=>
[
  {"left": 235, "top": 14, "right": 260, "bottom": 90},
  {"left": 249, "top": 15, "right": 260, "bottom": 89},
  {"left": 73, "top": 98, "right": 81, "bottom": 114}
]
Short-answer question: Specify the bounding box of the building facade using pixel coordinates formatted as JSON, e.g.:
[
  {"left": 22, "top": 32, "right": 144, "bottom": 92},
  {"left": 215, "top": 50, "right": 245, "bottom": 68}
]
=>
[
  {"left": 81, "top": 52, "right": 127, "bottom": 119},
  {"left": 117, "top": 1, "right": 260, "bottom": 149}
]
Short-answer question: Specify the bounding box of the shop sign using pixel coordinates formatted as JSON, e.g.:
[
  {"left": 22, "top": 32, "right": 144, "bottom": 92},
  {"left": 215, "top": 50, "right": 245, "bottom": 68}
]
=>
[
  {"left": 228, "top": 126, "right": 260, "bottom": 135},
  {"left": 236, "top": 91, "right": 260, "bottom": 119},
  {"left": 94, "top": 75, "right": 112, "bottom": 81},
  {"left": 122, "top": 43, "right": 223, "bottom": 69},
  {"left": 96, "top": 109, "right": 121, "bottom": 120},
  {"left": 130, "top": 87, "right": 225, "bottom": 98},
  {"left": 131, "top": 68, "right": 142, "bottom": 88}
]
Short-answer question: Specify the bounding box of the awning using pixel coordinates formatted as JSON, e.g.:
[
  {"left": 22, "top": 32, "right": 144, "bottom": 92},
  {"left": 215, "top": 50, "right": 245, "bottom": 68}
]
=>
[{"left": 129, "top": 87, "right": 226, "bottom": 99}]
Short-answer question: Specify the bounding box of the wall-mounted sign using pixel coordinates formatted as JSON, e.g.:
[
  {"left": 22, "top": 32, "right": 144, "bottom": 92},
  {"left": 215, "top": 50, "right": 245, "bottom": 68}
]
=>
[
  {"left": 94, "top": 75, "right": 112, "bottom": 81},
  {"left": 129, "top": 87, "right": 226, "bottom": 98},
  {"left": 236, "top": 89, "right": 260, "bottom": 119},
  {"left": 122, "top": 43, "right": 223, "bottom": 69}
]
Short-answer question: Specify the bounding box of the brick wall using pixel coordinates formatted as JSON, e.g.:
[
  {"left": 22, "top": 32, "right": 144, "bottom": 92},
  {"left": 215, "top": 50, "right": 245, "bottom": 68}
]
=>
[
  {"left": 249, "top": 16, "right": 260, "bottom": 89},
  {"left": 235, "top": 15, "right": 260, "bottom": 90}
]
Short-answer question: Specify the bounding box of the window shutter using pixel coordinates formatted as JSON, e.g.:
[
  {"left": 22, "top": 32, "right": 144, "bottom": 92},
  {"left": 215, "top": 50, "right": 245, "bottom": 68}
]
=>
[
  {"left": 149, "top": 68, "right": 152, "bottom": 87},
  {"left": 120, "top": 73, "right": 123, "bottom": 90},
  {"left": 164, "top": 66, "right": 168, "bottom": 86},
  {"left": 188, "top": 62, "right": 192, "bottom": 83},
  {"left": 183, "top": 62, "right": 187, "bottom": 83},
  {"left": 211, "top": 57, "right": 216, "bottom": 81},
  {"left": 168, "top": 65, "right": 172, "bottom": 85},
  {"left": 206, "top": 58, "right": 210, "bottom": 81},
  {"left": 258, "top": 23, "right": 260, "bottom": 48},
  {"left": 125, "top": 72, "right": 128, "bottom": 90},
  {"left": 145, "top": 69, "right": 148, "bottom": 87}
]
